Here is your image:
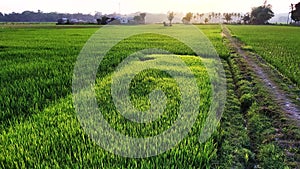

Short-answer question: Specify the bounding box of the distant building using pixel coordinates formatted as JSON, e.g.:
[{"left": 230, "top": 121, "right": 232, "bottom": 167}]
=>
[
  {"left": 70, "top": 19, "right": 78, "bottom": 24},
  {"left": 57, "top": 18, "right": 69, "bottom": 24},
  {"left": 120, "top": 17, "right": 128, "bottom": 24}
]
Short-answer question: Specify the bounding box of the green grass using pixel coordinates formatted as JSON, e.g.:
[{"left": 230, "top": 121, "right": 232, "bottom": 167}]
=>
[
  {"left": 1, "top": 24, "right": 297, "bottom": 168},
  {"left": 221, "top": 26, "right": 293, "bottom": 168},
  {"left": 0, "top": 25, "right": 221, "bottom": 168},
  {"left": 227, "top": 25, "right": 300, "bottom": 87},
  {"left": 197, "top": 25, "right": 230, "bottom": 59},
  {"left": 0, "top": 27, "right": 98, "bottom": 125}
]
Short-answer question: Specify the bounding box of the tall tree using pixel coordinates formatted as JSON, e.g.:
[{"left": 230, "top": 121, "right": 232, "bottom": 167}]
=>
[
  {"left": 182, "top": 12, "right": 193, "bottom": 23},
  {"left": 133, "top": 15, "right": 141, "bottom": 23},
  {"left": 250, "top": 0, "right": 274, "bottom": 24},
  {"left": 224, "top": 13, "right": 232, "bottom": 23},
  {"left": 291, "top": 2, "right": 300, "bottom": 22},
  {"left": 200, "top": 13, "right": 205, "bottom": 21},
  {"left": 242, "top": 13, "right": 251, "bottom": 24},
  {"left": 196, "top": 13, "right": 200, "bottom": 22},
  {"left": 140, "top": 13, "right": 146, "bottom": 24},
  {"left": 167, "top": 11, "right": 175, "bottom": 26},
  {"left": 133, "top": 13, "right": 146, "bottom": 24},
  {"left": 100, "top": 16, "right": 110, "bottom": 25},
  {"left": 204, "top": 18, "right": 209, "bottom": 24},
  {"left": 211, "top": 12, "right": 215, "bottom": 22}
]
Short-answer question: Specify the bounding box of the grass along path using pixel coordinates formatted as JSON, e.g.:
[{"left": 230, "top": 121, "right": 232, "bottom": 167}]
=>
[
  {"left": 226, "top": 25, "right": 300, "bottom": 88},
  {"left": 222, "top": 25, "right": 300, "bottom": 126},
  {"left": 1, "top": 24, "right": 298, "bottom": 168},
  {"left": 222, "top": 25, "right": 300, "bottom": 168}
]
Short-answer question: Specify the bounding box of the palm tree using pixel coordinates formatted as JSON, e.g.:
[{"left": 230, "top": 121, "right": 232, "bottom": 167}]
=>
[
  {"left": 211, "top": 12, "right": 215, "bottom": 23},
  {"left": 196, "top": 13, "right": 200, "bottom": 23},
  {"left": 288, "top": 3, "right": 294, "bottom": 24},
  {"left": 233, "top": 13, "right": 237, "bottom": 22},
  {"left": 204, "top": 18, "right": 209, "bottom": 24},
  {"left": 224, "top": 13, "right": 232, "bottom": 23},
  {"left": 167, "top": 11, "right": 175, "bottom": 26},
  {"left": 200, "top": 13, "right": 205, "bottom": 22},
  {"left": 218, "top": 13, "right": 221, "bottom": 23},
  {"left": 242, "top": 13, "right": 251, "bottom": 24}
]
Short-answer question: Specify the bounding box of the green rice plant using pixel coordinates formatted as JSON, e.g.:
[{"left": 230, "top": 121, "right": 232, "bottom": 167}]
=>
[
  {"left": 227, "top": 25, "right": 300, "bottom": 87},
  {"left": 0, "top": 25, "right": 221, "bottom": 168},
  {"left": 0, "top": 27, "right": 98, "bottom": 125},
  {"left": 2, "top": 24, "right": 291, "bottom": 168}
]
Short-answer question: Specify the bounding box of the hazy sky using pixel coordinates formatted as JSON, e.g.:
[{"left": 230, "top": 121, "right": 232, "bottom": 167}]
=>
[{"left": 1, "top": 0, "right": 298, "bottom": 14}]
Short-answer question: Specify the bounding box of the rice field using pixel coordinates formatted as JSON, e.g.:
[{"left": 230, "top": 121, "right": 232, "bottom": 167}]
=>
[
  {"left": 227, "top": 25, "right": 300, "bottom": 87},
  {"left": 0, "top": 24, "right": 298, "bottom": 168}
]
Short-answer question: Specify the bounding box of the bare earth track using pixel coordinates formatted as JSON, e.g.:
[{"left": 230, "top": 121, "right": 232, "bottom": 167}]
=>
[{"left": 222, "top": 25, "right": 300, "bottom": 126}]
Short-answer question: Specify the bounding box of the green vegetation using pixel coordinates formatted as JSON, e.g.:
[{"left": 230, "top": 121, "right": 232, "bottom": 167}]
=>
[
  {"left": 249, "top": 1, "right": 274, "bottom": 24},
  {"left": 0, "top": 27, "right": 98, "bottom": 126},
  {"left": 227, "top": 25, "right": 300, "bottom": 87},
  {"left": 222, "top": 25, "right": 299, "bottom": 168},
  {"left": 0, "top": 25, "right": 219, "bottom": 168},
  {"left": 0, "top": 24, "right": 299, "bottom": 168}
]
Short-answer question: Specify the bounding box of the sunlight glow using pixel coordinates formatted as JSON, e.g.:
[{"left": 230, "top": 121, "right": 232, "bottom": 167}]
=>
[{"left": 1, "top": 0, "right": 298, "bottom": 14}]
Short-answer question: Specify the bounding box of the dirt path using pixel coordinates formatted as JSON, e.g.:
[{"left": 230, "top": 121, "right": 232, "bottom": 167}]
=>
[{"left": 222, "top": 25, "right": 300, "bottom": 127}]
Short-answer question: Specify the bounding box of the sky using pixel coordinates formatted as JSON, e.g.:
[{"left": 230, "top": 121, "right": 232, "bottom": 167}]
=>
[{"left": 1, "top": 0, "right": 299, "bottom": 15}]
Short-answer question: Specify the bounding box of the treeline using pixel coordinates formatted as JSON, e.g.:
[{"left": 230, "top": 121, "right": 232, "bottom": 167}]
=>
[
  {"left": 178, "top": 1, "right": 275, "bottom": 25},
  {"left": 173, "top": 1, "right": 300, "bottom": 25},
  {"left": 0, "top": 10, "right": 96, "bottom": 22}
]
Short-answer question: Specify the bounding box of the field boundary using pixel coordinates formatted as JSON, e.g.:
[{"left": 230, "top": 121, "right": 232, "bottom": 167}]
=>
[
  {"left": 222, "top": 25, "right": 300, "bottom": 168},
  {"left": 222, "top": 25, "right": 300, "bottom": 126}
]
